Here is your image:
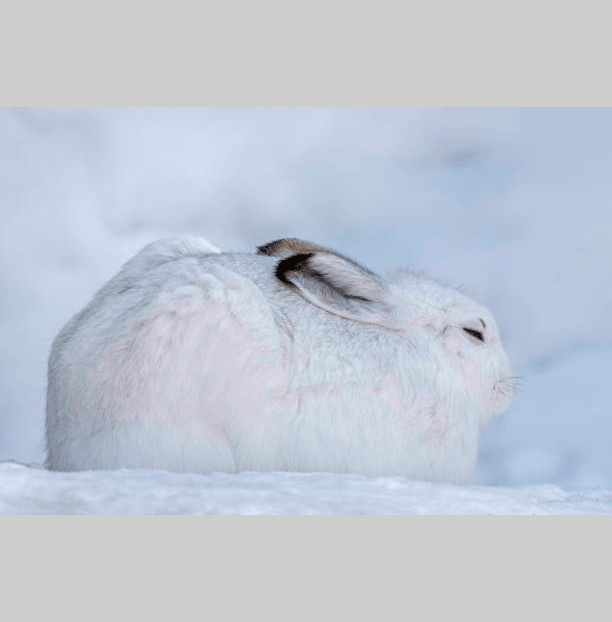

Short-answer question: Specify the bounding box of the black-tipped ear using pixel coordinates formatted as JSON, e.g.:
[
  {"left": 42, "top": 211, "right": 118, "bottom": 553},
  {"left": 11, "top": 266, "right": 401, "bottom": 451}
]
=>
[
  {"left": 275, "top": 251, "right": 392, "bottom": 327},
  {"left": 257, "top": 238, "right": 329, "bottom": 257}
]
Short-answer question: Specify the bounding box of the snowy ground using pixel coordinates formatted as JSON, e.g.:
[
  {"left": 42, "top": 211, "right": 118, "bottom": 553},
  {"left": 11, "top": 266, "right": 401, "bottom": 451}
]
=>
[
  {"left": 2, "top": 462, "right": 611, "bottom": 515},
  {"left": 1, "top": 108, "right": 611, "bottom": 513}
]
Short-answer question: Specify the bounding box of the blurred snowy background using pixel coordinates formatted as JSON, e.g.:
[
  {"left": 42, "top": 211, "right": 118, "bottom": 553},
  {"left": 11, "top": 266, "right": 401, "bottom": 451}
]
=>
[{"left": 1, "top": 107, "right": 610, "bottom": 489}]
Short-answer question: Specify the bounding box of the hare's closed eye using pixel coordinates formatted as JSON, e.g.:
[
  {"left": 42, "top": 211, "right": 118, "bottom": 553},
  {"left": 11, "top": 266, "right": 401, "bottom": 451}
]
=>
[{"left": 463, "top": 327, "right": 485, "bottom": 343}]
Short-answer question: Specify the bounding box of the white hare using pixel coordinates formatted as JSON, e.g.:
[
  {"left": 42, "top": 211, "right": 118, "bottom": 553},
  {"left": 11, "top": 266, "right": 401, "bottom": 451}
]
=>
[{"left": 45, "top": 236, "right": 515, "bottom": 483}]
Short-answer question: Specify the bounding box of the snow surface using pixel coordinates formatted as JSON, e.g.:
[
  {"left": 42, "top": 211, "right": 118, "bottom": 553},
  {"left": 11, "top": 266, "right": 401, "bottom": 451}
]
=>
[
  {"left": 1, "top": 108, "right": 611, "bottom": 513},
  {"left": 2, "top": 462, "right": 610, "bottom": 515}
]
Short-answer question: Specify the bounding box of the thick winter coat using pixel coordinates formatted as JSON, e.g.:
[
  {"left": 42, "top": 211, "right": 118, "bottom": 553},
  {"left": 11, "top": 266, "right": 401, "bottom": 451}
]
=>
[{"left": 46, "top": 237, "right": 515, "bottom": 482}]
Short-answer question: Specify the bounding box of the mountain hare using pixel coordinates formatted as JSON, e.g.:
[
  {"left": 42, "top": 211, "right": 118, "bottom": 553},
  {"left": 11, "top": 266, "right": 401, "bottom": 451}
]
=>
[{"left": 46, "top": 237, "right": 515, "bottom": 483}]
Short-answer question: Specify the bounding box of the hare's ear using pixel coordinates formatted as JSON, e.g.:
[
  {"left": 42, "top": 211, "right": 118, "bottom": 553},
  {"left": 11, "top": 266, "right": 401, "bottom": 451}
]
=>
[
  {"left": 276, "top": 251, "right": 393, "bottom": 328},
  {"left": 257, "top": 238, "right": 328, "bottom": 257}
]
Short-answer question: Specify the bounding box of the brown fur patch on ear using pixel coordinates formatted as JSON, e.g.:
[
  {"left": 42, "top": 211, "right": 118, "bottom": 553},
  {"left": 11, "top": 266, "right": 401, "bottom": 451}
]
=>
[{"left": 257, "top": 238, "right": 330, "bottom": 257}]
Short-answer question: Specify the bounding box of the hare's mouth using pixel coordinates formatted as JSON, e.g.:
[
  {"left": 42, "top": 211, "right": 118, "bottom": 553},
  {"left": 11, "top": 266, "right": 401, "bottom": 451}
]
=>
[{"left": 494, "top": 376, "right": 521, "bottom": 399}]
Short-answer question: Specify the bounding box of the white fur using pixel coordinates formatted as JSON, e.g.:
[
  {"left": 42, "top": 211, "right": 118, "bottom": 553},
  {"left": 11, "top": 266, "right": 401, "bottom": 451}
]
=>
[{"left": 45, "top": 237, "right": 515, "bottom": 483}]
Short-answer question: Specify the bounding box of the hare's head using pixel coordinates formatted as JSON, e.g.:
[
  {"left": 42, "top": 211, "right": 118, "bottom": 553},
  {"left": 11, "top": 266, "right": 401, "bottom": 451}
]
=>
[
  {"left": 258, "top": 238, "right": 515, "bottom": 423},
  {"left": 387, "top": 270, "right": 515, "bottom": 422}
]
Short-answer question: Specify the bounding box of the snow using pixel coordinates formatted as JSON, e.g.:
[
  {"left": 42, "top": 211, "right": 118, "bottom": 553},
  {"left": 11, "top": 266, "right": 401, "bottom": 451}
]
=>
[
  {"left": 1, "top": 108, "right": 611, "bottom": 513},
  {"left": 2, "top": 462, "right": 610, "bottom": 515}
]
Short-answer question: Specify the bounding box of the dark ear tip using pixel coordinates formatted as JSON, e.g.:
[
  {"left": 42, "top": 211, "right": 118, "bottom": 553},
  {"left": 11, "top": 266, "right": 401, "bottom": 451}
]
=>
[
  {"left": 256, "top": 241, "right": 277, "bottom": 256},
  {"left": 275, "top": 253, "right": 314, "bottom": 285},
  {"left": 257, "top": 238, "right": 329, "bottom": 257}
]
